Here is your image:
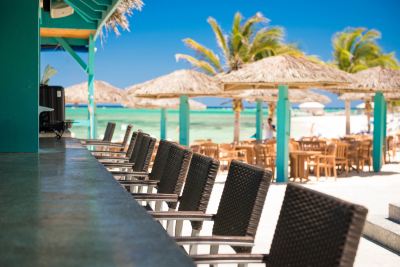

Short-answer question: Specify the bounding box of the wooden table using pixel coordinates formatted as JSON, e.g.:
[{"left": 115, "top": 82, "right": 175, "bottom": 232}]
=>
[
  {"left": 290, "top": 150, "right": 322, "bottom": 182},
  {"left": 0, "top": 138, "right": 194, "bottom": 267}
]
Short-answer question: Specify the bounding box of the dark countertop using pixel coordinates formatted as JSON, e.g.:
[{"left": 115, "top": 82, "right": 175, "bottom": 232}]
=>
[{"left": 0, "top": 138, "right": 194, "bottom": 267}]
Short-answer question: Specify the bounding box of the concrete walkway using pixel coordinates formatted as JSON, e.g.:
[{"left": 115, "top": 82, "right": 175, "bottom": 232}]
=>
[{"left": 179, "top": 160, "right": 400, "bottom": 266}]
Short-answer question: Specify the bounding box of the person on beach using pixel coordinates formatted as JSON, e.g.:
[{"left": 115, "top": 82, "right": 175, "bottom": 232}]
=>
[{"left": 265, "top": 117, "right": 276, "bottom": 140}]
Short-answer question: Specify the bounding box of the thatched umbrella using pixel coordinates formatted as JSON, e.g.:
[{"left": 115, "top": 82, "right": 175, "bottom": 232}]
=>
[
  {"left": 123, "top": 96, "right": 206, "bottom": 140},
  {"left": 339, "top": 67, "right": 400, "bottom": 171},
  {"left": 133, "top": 70, "right": 221, "bottom": 145},
  {"left": 220, "top": 54, "right": 354, "bottom": 182},
  {"left": 65, "top": 80, "right": 124, "bottom": 105}
]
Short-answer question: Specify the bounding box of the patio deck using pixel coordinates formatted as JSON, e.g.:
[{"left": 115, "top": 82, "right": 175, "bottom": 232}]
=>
[{"left": 0, "top": 138, "right": 194, "bottom": 267}]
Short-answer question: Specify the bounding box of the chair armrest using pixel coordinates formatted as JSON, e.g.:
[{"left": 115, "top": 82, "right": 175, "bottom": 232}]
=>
[
  {"left": 91, "top": 150, "right": 126, "bottom": 155},
  {"left": 103, "top": 162, "right": 134, "bottom": 168},
  {"left": 111, "top": 171, "right": 149, "bottom": 177},
  {"left": 89, "top": 143, "right": 123, "bottom": 148},
  {"left": 119, "top": 180, "right": 159, "bottom": 185},
  {"left": 175, "top": 235, "right": 254, "bottom": 246},
  {"left": 150, "top": 211, "right": 215, "bottom": 221},
  {"left": 132, "top": 193, "right": 179, "bottom": 202},
  {"left": 94, "top": 156, "right": 129, "bottom": 161},
  {"left": 192, "top": 254, "right": 267, "bottom": 265}
]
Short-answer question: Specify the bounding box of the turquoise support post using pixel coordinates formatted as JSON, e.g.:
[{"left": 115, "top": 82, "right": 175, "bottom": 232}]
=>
[
  {"left": 373, "top": 92, "right": 385, "bottom": 172},
  {"left": 276, "top": 85, "right": 290, "bottom": 182},
  {"left": 87, "top": 35, "right": 97, "bottom": 139},
  {"left": 179, "top": 95, "right": 190, "bottom": 146},
  {"left": 255, "top": 99, "right": 263, "bottom": 141},
  {"left": 0, "top": 0, "right": 39, "bottom": 152},
  {"left": 383, "top": 100, "right": 387, "bottom": 162},
  {"left": 160, "top": 108, "right": 167, "bottom": 140}
]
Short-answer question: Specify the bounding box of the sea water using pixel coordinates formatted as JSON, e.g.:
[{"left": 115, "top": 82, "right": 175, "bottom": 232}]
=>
[{"left": 66, "top": 107, "right": 352, "bottom": 143}]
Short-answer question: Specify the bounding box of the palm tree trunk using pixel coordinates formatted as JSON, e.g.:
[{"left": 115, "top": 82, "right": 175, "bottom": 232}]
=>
[
  {"left": 345, "top": 100, "right": 351, "bottom": 135},
  {"left": 268, "top": 102, "right": 276, "bottom": 119},
  {"left": 366, "top": 100, "right": 372, "bottom": 133},
  {"left": 234, "top": 110, "right": 240, "bottom": 144},
  {"left": 233, "top": 99, "right": 243, "bottom": 144}
]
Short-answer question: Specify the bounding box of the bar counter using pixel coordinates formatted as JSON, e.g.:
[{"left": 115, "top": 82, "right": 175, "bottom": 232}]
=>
[{"left": 0, "top": 138, "right": 194, "bottom": 267}]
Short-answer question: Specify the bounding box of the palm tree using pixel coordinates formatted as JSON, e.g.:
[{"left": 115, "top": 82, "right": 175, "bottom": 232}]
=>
[
  {"left": 332, "top": 27, "right": 399, "bottom": 73},
  {"left": 176, "top": 12, "right": 301, "bottom": 143},
  {"left": 332, "top": 27, "right": 399, "bottom": 134}
]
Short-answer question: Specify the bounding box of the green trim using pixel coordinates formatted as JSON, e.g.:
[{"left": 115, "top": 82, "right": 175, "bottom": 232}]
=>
[
  {"left": 94, "top": 0, "right": 124, "bottom": 40},
  {"left": 78, "top": 0, "right": 108, "bottom": 12},
  {"left": 276, "top": 85, "right": 290, "bottom": 182},
  {"left": 41, "top": 37, "right": 88, "bottom": 47},
  {"left": 40, "top": 7, "right": 97, "bottom": 29},
  {"left": 64, "top": 0, "right": 99, "bottom": 22},
  {"left": 160, "top": 108, "right": 167, "bottom": 140},
  {"left": 179, "top": 95, "right": 190, "bottom": 146},
  {"left": 373, "top": 92, "right": 385, "bottom": 172},
  {"left": 92, "top": 0, "right": 112, "bottom": 6},
  {"left": 56, "top": 37, "right": 88, "bottom": 72},
  {"left": 87, "top": 35, "right": 97, "bottom": 138},
  {"left": 255, "top": 99, "right": 263, "bottom": 141}
]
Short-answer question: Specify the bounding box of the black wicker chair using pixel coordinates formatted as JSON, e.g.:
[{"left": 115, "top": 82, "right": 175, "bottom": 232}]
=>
[
  {"left": 192, "top": 183, "right": 368, "bottom": 267},
  {"left": 93, "top": 130, "right": 138, "bottom": 161},
  {"left": 144, "top": 153, "right": 220, "bottom": 236},
  {"left": 110, "top": 139, "right": 173, "bottom": 181},
  {"left": 80, "top": 122, "right": 116, "bottom": 144},
  {"left": 101, "top": 131, "right": 149, "bottom": 169},
  {"left": 153, "top": 160, "right": 272, "bottom": 255},
  {"left": 127, "top": 144, "right": 192, "bottom": 211},
  {"left": 88, "top": 124, "right": 133, "bottom": 152}
]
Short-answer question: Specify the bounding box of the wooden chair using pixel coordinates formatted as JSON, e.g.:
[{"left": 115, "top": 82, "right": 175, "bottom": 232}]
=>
[
  {"left": 335, "top": 141, "right": 349, "bottom": 175},
  {"left": 153, "top": 160, "right": 272, "bottom": 255},
  {"left": 316, "top": 143, "right": 337, "bottom": 180},
  {"left": 218, "top": 144, "right": 246, "bottom": 170},
  {"left": 386, "top": 136, "right": 396, "bottom": 163},
  {"left": 199, "top": 142, "right": 219, "bottom": 159},
  {"left": 359, "top": 140, "right": 372, "bottom": 172},
  {"left": 192, "top": 183, "right": 368, "bottom": 267},
  {"left": 254, "top": 144, "right": 276, "bottom": 179}
]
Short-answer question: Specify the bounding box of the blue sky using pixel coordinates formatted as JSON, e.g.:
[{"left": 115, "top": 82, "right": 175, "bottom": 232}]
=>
[{"left": 42, "top": 0, "right": 400, "bottom": 107}]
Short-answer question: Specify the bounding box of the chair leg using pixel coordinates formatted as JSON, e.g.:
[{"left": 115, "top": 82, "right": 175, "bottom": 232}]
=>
[
  {"left": 155, "top": 201, "right": 163, "bottom": 212},
  {"left": 175, "top": 220, "right": 183, "bottom": 237},
  {"left": 189, "top": 229, "right": 200, "bottom": 255},
  {"left": 209, "top": 245, "right": 219, "bottom": 267},
  {"left": 166, "top": 220, "right": 175, "bottom": 236}
]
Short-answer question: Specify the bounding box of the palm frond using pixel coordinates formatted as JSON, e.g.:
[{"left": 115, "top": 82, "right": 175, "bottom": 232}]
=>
[
  {"left": 175, "top": 54, "right": 218, "bottom": 75},
  {"left": 207, "top": 17, "right": 230, "bottom": 63},
  {"left": 182, "top": 38, "right": 223, "bottom": 72}
]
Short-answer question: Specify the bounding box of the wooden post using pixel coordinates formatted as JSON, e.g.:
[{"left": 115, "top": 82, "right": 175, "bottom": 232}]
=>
[
  {"left": 0, "top": 0, "right": 39, "bottom": 152},
  {"left": 276, "top": 85, "right": 290, "bottom": 182},
  {"left": 87, "top": 35, "right": 97, "bottom": 139},
  {"left": 255, "top": 99, "right": 263, "bottom": 141},
  {"left": 160, "top": 108, "right": 167, "bottom": 140},
  {"left": 373, "top": 92, "right": 385, "bottom": 172},
  {"left": 233, "top": 99, "right": 242, "bottom": 144},
  {"left": 345, "top": 100, "right": 351, "bottom": 135},
  {"left": 179, "top": 95, "right": 190, "bottom": 146}
]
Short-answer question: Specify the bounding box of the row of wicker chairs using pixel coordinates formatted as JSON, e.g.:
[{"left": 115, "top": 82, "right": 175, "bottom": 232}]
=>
[{"left": 80, "top": 123, "right": 369, "bottom": 266}]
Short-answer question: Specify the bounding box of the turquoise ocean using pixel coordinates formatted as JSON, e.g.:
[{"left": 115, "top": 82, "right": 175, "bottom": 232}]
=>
[{"left": 67, "top": 107, "right": 347, "bottom": 143}]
